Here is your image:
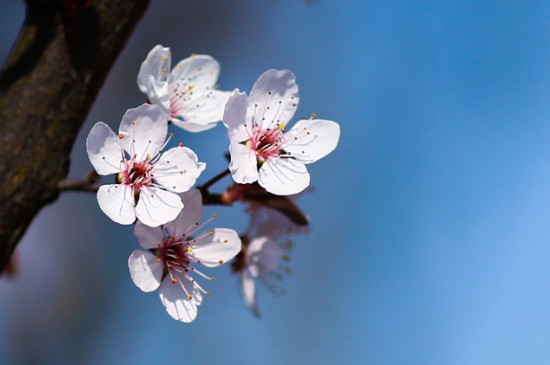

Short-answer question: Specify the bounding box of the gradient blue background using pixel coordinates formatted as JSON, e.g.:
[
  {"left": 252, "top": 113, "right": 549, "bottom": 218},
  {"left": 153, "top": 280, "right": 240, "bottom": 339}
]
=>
[{"left": 2, "top": 1, "right": 550, "bottom": 364}]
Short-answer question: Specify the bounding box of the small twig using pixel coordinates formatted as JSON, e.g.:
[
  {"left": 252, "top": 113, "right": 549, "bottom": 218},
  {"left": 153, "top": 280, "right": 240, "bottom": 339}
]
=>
[
  {"left": 58, "top": 170, "right": 101, "bottom": 192},
  {"left": 198, "top": 168, "right": 231, "bottom": 194}
]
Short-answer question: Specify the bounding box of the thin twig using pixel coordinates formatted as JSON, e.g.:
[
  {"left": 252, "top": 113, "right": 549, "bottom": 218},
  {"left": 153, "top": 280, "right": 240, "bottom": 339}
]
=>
[{"left": 58, "top": 170, "right": 101, "bottom": 192}]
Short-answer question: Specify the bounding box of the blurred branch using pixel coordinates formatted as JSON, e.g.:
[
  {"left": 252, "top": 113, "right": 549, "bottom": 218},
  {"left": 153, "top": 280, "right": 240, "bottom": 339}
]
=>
[{"left": 0, "top": 0, "right": 150, "bottom": 272}]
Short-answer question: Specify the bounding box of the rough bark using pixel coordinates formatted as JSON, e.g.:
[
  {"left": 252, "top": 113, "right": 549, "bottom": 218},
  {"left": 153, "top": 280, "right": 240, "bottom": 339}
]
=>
[{"left": 0, "top": 0, "right": 150, "bottom": 272}]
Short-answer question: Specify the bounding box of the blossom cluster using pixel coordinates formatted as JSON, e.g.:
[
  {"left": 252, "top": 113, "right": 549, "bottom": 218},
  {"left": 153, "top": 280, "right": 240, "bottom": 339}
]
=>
[{"left": 85, "top": 45, "right": 340, "bottom": 322}]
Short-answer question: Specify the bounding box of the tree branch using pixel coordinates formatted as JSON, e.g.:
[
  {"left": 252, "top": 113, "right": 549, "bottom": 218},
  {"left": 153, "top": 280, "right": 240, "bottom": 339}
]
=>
[{"left": 0, "top": 0, "right": 150, "bottom": 272}]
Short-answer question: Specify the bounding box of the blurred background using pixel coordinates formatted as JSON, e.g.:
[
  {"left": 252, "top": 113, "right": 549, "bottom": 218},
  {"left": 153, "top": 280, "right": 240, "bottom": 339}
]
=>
[{"left": 3, "top": 0, "right": 550, "bottom": 364}]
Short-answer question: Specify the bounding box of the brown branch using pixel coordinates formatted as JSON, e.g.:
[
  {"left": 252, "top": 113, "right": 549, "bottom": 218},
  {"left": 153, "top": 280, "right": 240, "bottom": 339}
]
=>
[{"left": 0, "top": 0, "right": 151, "bottom": 272}]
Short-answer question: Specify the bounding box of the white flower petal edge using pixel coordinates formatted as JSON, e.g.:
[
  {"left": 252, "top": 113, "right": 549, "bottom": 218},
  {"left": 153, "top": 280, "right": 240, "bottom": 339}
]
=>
[
  {"left": 159, "top": 275, "right": 200, "bottom": 323},
  {"left": 137, "top": 45, "right": 171, "bottom": 93},
  {"left": 129, "top": 250, "right": 163, "bottom": 292},
  {"left": 258, "top": 157, "right": 310, "bottom": 196},
  {"left": 119, "top": 104, "right": 168, "bottom": 161},
  {"left": 228, "top": 143, "right": 258, "bottom": 184},
  {"left": 135, "top": 187, "right": 184, "bottom": 227},
  {"left": 97, "top": 184, "right": 136, "bottom": 224},
  {"left": 138, "top": 46, "right": 230, "bottom": 132},
  {"left": 282, "top": 119, "right": 341, "bottom": 164},
  {"left": 248, "top": 69, "right": 299, "bottom": 130},
  {"left": 154, "top": 146, "right": 206, "bottom": 193},
  {"left": 240, "top": 270, "right": 260, "bottom": 317},
  {"left": 164, "top": 189, "right": 203, "bottom": 238},
  {"left": 129, "top": 190, "right": 242, "bottom": 323},
  {"left": 190, "top": 228, "right": 242, "bottom": 268},
  {"left": 86, "top": 122, "right": 123, "bottom": 175},
  {"left": 223, "top": 69, "right": 340, "bottom": 195}
]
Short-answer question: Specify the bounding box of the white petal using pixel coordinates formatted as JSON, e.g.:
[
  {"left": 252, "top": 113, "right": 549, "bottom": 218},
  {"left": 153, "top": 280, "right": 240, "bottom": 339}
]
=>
[
  {"left": 251, "top": 238, "right": 284, "bottom": 275},
  {"left": 144, "top": 77, "right": 171, "bottom": 116},
  {"left": 97, "top": 184, "right": 136, "bottom": 224},
  {"left": 223, "top": 89, "right": 250, "bottom": 142},
  {"left": 137, "top": 45, "right": 171, "bottom": 93},
  {"left": 128, "top": 250, "right": 162, "bottom": 292},
  {"left": 133, "top": 220, "right": 163, "bottom": 249},
  {"left": 153, "top": 146, "right": 206, "bottom": 193},
  {"left": 171, "top": 90, "right": 231, "bottom": 132},
  {"left": 159, "top": 275, "right": 200, "bottom": 323},
  {"left": 135, "top": 187, "right": 183, "bottom": 227},
  {"left": 164, "top": 190, "right": 204, "bottom": 238},
  {"left": 118, "top": 104, "right": 168, "bottom": 162},
  {"left": 283, "top": 119, "right": 340, "bottom": 164},
  {"left": 240, "top": 271, "right": 260, "bottom": 317},
  {"left": 228, "top": 143, "right": 258, "bottom": 184},
  {"left": 248, "top": 69, "right": 299, "bottom": 130},
  {"left": 86, "top": 122, "right": 123, "bottom": 176},
  {"left": 258, "top": 158, "right": 310, "bottom": 195},
  {"left": 168, "top": 54, "right": 220, "bottom": 90},
  {"left": 189, "top": 228, "right": 242, "bottom": 268}
]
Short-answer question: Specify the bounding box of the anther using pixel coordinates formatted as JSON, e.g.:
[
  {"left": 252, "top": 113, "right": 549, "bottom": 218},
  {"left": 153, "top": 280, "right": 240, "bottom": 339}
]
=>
[
  {"left": 311, "top": 113, "right": 316, "bottom": 118},
  {"left": 169, "top": 132, "right": 174, "bottom": 137},
  {"left": 131, "top": 121, "right": 136, "bottom": 125},
  {"left": 205, "top": 291, "right": 210, "bottom": 295},
  {"left": 156, "top": 258, "right": 161, "bottom": 262},
  {"left": 119, "top": 134, "right": 124, "bottom": 139},
  {"left": 188, "top": 294, "right": 193, "bottom": 299},
  {"left": 218, "top": 259, "right": 224, "bottom": 264},
  {"left": 209, "top": 231, "right": 214, "bottom": 235},
  {"left": 187, "top": 247, "right": 193, "bottom": 253},
  {"left": 172, "top": 279, "right": 178, "bottom": 283},
  {"left": 212, "top": 214, "right": 218, "bottom": 218},
  {"left": 210, "top": 277, "right": 215, "bottom": 281},
  {"left": 178, "top": 142, "right": 184, "bottom": 147}
]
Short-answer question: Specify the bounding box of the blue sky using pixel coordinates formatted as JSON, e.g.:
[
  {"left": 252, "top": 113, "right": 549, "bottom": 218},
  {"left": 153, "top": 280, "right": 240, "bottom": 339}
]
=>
[{"left": 3, "top": 1, "right": 550, "bottom": 364}]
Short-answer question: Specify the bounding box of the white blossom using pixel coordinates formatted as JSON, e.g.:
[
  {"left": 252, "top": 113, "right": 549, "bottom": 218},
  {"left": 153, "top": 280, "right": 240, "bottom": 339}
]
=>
[
  {"left": 128, "top": 190, "right": 241, "bottom": 323},
  {"left": 224, "top": 69, "right": 340, "bottom": 195},
  {"left": 86, "top": 104, "right": 205, "bottom": 227},
  {"left": 137, "top": 45, "right": 231, "bottom": 132}
]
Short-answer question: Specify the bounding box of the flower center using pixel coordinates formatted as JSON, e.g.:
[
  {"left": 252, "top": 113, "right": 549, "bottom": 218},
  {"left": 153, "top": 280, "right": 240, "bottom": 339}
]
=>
[
  {"left": 247, "top": 127, "right": 285, "bottom": 163},
  {"left": 158, "top": 237, "right": 193, "bottom": 275},
  {"left": 119, "top": 159, "right": 153, "bottom": 193}
]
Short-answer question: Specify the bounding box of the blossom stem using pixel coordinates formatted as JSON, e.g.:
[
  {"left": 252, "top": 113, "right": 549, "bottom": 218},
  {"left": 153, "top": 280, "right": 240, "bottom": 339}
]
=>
[{"left": 58, "top": 170, "right": 102, "bottom": 192}]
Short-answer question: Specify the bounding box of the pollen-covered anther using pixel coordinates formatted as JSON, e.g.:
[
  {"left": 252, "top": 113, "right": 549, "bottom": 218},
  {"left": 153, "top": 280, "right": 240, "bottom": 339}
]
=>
[
  {"left": 224, "top": 239, "right": 228, "bottom": 243},
  {"left": 210, "top": 277, "right": 215, "bottom": 281},
  {"left": 218, "top": 259, "right": 224, "bottom": 264},
  {"left": 188, "top": 294, "right": 193, "bottom": 299},
  {"left": 311, "top": 113, "right": 316, "bottom": 118},
  {"left": 131, "top": 121, "right": 136, "bottom": 125},
  {"left": 156, "top": 258, "right": 161, "bottom": 262},
  {"left": 212, "top": 214, "right": 218, "bottom": 218},
  {"left": 209, "top": 231, "right": 214, "bottom": 236},
  {"left": 178, "top": 142, "right": 184, "bottom": 147},
  {"left": 187, "top": 247, "right": 193, "bottom": 253},
  {"left": 205, "top": 291, "right": 210, "bottom": 295},
  {"left": 169, "top": 133, "right": 174, "bottom": 137},
  {"left": 172, "top": 278, "right": 178, "bottom": 284},
  {"left": 118, "top": 134, "right": 124, "bottom": 139}
]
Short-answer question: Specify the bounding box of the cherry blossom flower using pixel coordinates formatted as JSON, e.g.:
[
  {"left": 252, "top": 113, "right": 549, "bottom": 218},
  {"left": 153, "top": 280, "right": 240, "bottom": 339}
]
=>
[
  {"left": 232, "top": 205, "right": 298, "bottom": 317},
  {"left": 137, "top": 45, "right": 231, "bottom": 132},
  {"left": 128, "top": 190, "right": 241, "bottom": 323},
  {"left": 223, "top": 69, "right": 340, "bottom": 195},
  {"left": 86, "top": 104, "right": 205, "bottom": 227}
]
